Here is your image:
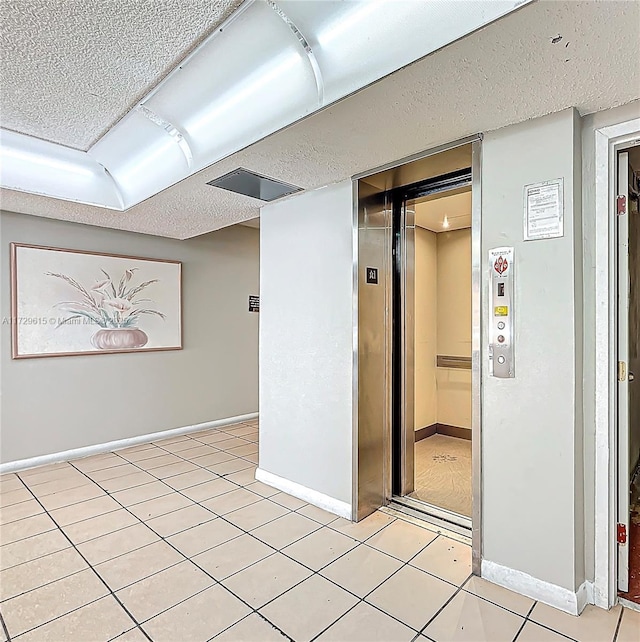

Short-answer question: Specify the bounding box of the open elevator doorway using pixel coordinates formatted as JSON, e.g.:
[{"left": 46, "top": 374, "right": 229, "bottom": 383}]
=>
[{"left": 390, "top": 155, "right": 477, "bottom": 532}]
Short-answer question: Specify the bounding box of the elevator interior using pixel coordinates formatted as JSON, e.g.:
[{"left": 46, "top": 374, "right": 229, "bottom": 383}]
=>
[
  {"left": 406, "top": 186, "right": 472, "bottom": 517},
  {"left": 391, "top": 168, "right": 473, "bottom": 523},
  {"left": 355, "top": 140, "right": 479, "bottom": 537}
]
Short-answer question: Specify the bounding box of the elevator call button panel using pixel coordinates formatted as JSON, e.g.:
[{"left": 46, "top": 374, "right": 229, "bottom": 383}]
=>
[{"left": 489, "top": 247, "right": 515, "bottom": 378}]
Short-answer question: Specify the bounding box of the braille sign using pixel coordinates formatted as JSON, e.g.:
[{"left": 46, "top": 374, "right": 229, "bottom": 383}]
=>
[{"left": 366, "top": 267, "right": 379, "bottom": 284}]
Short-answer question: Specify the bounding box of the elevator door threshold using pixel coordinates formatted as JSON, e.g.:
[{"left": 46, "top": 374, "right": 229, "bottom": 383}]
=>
[{"left": 390, "top": 495, "right": 471, "bottom": 537}]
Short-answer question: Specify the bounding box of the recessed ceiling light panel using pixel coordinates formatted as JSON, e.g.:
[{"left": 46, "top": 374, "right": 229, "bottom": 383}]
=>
[{"left": 207, "top": 168, "right": 302, "bottom": 202}]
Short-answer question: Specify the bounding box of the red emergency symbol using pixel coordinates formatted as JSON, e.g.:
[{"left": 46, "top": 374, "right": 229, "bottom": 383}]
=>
[{"left": 494, "top": 256, "right": 508, "bottom": 275}]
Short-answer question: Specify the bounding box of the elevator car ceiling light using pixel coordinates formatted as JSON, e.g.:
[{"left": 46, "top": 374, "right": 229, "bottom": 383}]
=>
[{"left": 0, "top": 0, "right": 529, "bottom": 210}]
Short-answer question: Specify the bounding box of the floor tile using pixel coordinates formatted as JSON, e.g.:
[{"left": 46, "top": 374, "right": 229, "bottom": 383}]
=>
[
  {"left": 191, "top": 452, "right": 237, "bottom": 467},
  {"left": 111, "top": 627, "right": 149, "bottom": 641},
  {"left": 150, "top": 461, "right": 199, "bottom": 478},
  {"left": 168, "top": 518, "right": 242, "bottom": 558},
  {"left": 366, "top": 564, "right": 457, "bottom": 630},
  {"left": 28, "top": 475, "right": 93, "bottom": 498},
  {"left": 0, "top": 488, "right": 32, "bottom": 507},
  {"left": 181, "top": 477, "right": 238, "bottom": 502},
  {"left": 39, "top": 483, "right": 105, "bottom": 511},
  {"left": 1, "top": 528, "right": 70, "bottom": 569},
  {"left": 135, "top": 453, "right": 184, "bottom": 470},
  {"left": 222, "top": 552, "right": 311, "bottom": 608},
  {"left": 423, "top": 591, "right": 524, "bottom": 642},
  {"left": 241, "top": 453, "right": 259, "bottom": 464},
  {"left": 118, "top": 446, "right": 165, "bottom": 462},
  {"left": 228, "top": 444, "right": 259, "bottom": 458},
  {"left": 317, "top": 601, "right": 416, "bottom": 642},
  {"left": 63, "top": 508, "right": 138, "bottom": 544},
  {"left": 252, "top": 512, "right": 321, "bottom": 549},
  {"left": 86, "top": 463, "right": 140, "bottom": 482},
  {"left": 0, "top": 475, "right": 24, "bottom": 493},
  {"left": 74, "top": 453, "right": 124, "bottom": 473},
  {"left": 176, "top": 444, "right": 221, "bottom": 460},
  {"left": 245, "top": 480, "right": 279, "bottom": 498},
  {"left": 128, "top": 492, "right": 193, "bottom": 521},
  {"left": 270, "top": 491, "right": 307, "bottom": 510},
  {"left": 462, "top": 576, "right": 535, "bottom": 616},
  {"left": 163, "top": 468, "right": 219, "bottom": 491},
  {"left": 0, "top": 499, "right": 44, "bottom": 525},
  {"left": 153, "top": 434, "right": 194, "bottom": 446},
  {"left": 224, "top": 499, "right": 289, "bottom": 532},
  {"left": 158, "top": 438, "right": 203, "bottom": 453},
  {"left": 94, "top": 540, "right": 183, "bottom": 590},
  {"left": 146, "top": 503, "right": 215, "bottom": 537},
  {"left": 15, "top": 595, "right": 134, "bottom": 642},
  {"left": 202, "top": 488, "right": 263, "bottom": 515},
  {"left": 617, "top": 608, "right": 640, "bottom": 642},
  {"left": 223, "top": 425, "right": 256, "bottom": 437},
  {"left": 116, "top": 442, "right": 159, "bottom": 457},
  {"left": 2, "top": 568, "right": 108, "bottom": 637},
  {"left": 111, "top": 480, "right": 172, "bottom": 507},
  {"left": 116, "top": 561, "right": 214, "bottom": 623},
  {"left": 214, "top": 613, "right": 290, "bottom": 641},
  {"left": 321, "top": 544, "right": 403, "bottom": 597},
  {"left": 283, "top": 526, "right": 358, "bottom": 571},
  {"left": 99, "top": 471, "right": 157, "bottom": 493},
  {"left": 0, "top": 512, "right": 56, "bottom": 545},
  {"left": 260, "top": 574, "right": 358, "bottom": 642},
  {"left": 515, "top": 621, "right": 573, "bottom": 641},
  {"left": 331, "top": 511, "right": 394, "bottom": 540},
  {"left": 410, "top": 535, "right": 472, "bottom": 586},
  {"left": 17, "top": 462, "right": 73, "bottom": 481},
  {"left": 0, "top": 547, "right": 88, "bottom": 601},
  {"left": 211, "top": 459, "right": 255, "bottom": 476},
  {"left": 529, "top": 603, "right": 622, "bottom": 642},
  {"left": 193, "top": 533, "right": 274, "bottom": 580},
  {"left": 77, "top": 523, "right": 159, "bottom": 565},
  {"left": 215, "top": 438, "right": 249, "bottom": 450},
  {"left": 142, "top": 584, "right": 251, "bottom": 642},
  {"left": 189, "top": 431, "right": 233, "bottom": 445},
  {"left": 48, "top": 495, "right": 121, "bottom": 526},
  {"left": 365, "top": 519, "right": 437, "bottom": 562}
]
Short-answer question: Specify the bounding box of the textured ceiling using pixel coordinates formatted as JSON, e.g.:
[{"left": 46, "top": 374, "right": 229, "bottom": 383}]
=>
[
  {"left": 0, "top": 0, "right": 243, "bottom": 150},
  {"left": 2, "top": 0, "right": 640, "bottom": 239}
]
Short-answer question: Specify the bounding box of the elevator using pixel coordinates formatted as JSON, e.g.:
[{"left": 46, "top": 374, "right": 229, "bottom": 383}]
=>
[{"left": 354, "top": 137, "right": 482, "bottom": 567}]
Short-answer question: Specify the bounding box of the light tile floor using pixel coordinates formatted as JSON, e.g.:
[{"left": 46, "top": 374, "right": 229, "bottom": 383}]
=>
[{"left": 0, "top": 419, "right": 638, "bottom": 642}]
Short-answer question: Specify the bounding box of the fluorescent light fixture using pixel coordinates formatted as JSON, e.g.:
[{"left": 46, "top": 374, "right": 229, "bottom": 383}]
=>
[{"left": 0, "top": 0, "right": 530, "bottom": 211}]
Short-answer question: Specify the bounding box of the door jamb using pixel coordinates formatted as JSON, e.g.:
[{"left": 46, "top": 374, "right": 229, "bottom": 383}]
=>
[{"left": 593, "top": 118, "right": 640, "bottom": 609}]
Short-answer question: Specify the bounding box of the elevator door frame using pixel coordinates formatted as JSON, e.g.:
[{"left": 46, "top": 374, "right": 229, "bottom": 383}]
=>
[
  {"left": 390, "top": 170, "right": 475, "bottom": 530},
  {"left": 353, "top": 135, "right": 483, "bottom": 575}
]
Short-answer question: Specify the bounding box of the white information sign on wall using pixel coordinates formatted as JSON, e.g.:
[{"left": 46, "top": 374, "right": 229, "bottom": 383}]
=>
[{"left": 523, "top": 178, "right": 564, "bottom": 241}]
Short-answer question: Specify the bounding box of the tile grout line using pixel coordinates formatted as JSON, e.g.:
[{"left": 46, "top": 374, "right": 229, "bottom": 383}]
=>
[
  {"left": 612, "top": 604, "right": 625, "bottom": 642},
  {"left": 8, "top": 480, "right": 152, "bottom": 642}
]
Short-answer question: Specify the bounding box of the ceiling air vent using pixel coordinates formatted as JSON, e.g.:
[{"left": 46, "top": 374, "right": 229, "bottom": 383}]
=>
[{"left": 207, "top": 169, "right": 302, "bottom": 202}]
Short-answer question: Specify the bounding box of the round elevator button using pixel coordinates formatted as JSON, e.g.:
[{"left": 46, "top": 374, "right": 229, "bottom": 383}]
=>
[
  {"left": 497, "top": 335, "right": 505, "bottom": 343},
  {"left": 497, "top": 356, "right": 506, "bottom": 364},
  {"left": 497, "top": 321, "right": 505, "bottom": 330}
]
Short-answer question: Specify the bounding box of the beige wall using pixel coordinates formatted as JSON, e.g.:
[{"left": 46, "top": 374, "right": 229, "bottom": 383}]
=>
[
  {"left": 414, "top": 226, "right": 472, "bottom": 431},
  {"left": 0, "top": 210, "right": 260, "bottom": 464},
  {"left": 436, "top": 229, "right": 472, "bottom": 430},
  {"left": 415, "top": 227, "right": 438, "bottom": 429}
]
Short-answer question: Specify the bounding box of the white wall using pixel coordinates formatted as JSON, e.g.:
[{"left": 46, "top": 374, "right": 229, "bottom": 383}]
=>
[
  {"left": 481, "top": 109, "right": 584, "bottom": 595},
  {"left": 259, "top": 181, "right": 354, "bottom": 513},
  {"left": 0, "top": 211, "right": 260, "bottom": 464},
  {"left": 415, "top": 227, "right": 438, "bottom": 430}
]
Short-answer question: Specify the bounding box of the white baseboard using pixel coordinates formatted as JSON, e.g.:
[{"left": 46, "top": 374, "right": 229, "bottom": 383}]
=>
[
  {"left": 481, "top": 559, "right": 591, "bottom": 615},
  {"left": 0, "top": 412, "right": 259, "bottom": 474},
  {"left": 255, "top": 468, "right": 352, "bottom": 520}
]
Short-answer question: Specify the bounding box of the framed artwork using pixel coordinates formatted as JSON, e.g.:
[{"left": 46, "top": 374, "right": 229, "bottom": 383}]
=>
[{"left": 10, "top": 243, "right": 182, "bottom": 359}]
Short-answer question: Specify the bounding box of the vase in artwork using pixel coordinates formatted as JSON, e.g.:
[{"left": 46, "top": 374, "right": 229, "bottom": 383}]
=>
[{"left": 91, "top": 328, "right": 148, "bottom": 350}]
